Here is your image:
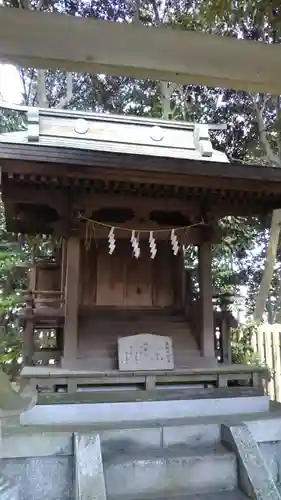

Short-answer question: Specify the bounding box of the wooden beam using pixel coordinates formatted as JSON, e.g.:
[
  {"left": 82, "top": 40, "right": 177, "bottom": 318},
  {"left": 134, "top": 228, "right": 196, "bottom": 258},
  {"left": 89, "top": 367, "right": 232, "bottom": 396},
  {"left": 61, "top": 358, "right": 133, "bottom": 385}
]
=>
[
  {"left": 198, "top": 241, "right": 215, "bottom": 359},
  {"left": 63, "top": 235, "right": 80, "bottom": 366},
  {"left": 4, "top": 153, "right": 281, "bottom": 194},
  {"left": 2, "top": 183, "right": 279, "bottom": 231},
  {"left": 0, "top": 184, "right": 273, "bottom": 229},
  {"left": 2, "top": 182, "right": 200, "bottom": 214},
  {"left": 0, "top": 7, "right": 280, "bottom": 94}
]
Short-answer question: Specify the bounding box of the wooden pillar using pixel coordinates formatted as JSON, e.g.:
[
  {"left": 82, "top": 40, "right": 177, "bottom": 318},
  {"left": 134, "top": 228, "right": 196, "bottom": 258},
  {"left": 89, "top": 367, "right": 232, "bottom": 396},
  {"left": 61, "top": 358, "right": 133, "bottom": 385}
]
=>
[
  {"left": 221, "top": 308, "right": 232, "bottom": 364},
  {"left": 183, "top": 268, "right": 193, "bottom": 319},
  {"left": 198, "top": 241, "right": 215, "bottom": 359},
  {"left": 60, "top": 238, "right": 67, "bottom": 292},
  {"left": 23, "top": 291, "right": 34, "bottom": 366},
  {"left": 63, "top": 235, "right": 80, "bottom": 367},
  {"left": 173, "top": 251, "right": 185, "bottom": 310}
]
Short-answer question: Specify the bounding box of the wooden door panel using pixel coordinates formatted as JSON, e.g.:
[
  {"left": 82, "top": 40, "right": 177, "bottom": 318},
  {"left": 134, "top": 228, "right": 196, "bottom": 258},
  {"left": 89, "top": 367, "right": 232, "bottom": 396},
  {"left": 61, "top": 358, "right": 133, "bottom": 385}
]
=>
[
  {"left": 82, "top": 239, "right": 178, "bottom": 308},
  {"left": 96, "top": 242, "right": 125, "bottom": 306},
  {"left": 125, "top": 242, "right": 152, "bottom": 307}
]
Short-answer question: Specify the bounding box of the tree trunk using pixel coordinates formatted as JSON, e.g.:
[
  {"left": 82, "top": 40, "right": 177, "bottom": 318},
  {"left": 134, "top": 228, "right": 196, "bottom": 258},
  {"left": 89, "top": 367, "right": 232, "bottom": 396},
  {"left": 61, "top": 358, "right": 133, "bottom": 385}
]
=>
[
  {"left": 252, "top": 96, "right": 281, "bottom": 322},
  {"left": 253, "top": 208, "right": 281, "bottom": 322}
]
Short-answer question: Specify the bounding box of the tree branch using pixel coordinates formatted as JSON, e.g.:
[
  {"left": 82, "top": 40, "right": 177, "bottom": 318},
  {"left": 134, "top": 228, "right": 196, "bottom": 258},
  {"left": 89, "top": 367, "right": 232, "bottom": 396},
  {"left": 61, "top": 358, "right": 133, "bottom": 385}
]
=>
[
  {"left": 56, "top": 73, "right": 73, "bottom": 109},
  {"left": 151, "top": 0, "right": 161, "bottom": 24},
  {"left": 276, "top": 94, "right": 281, "bottom": 160},
  {"left": 132, "top": 0, "right": 141, "bottom": 23},
  {"left": 37, "top": 69, "right": 48, "bottom": 107},
  {"left": 252, "top": 94, "right": 280, "bottom": 167},
  {"left": 151, "top": 0, "right": 176, "bottom": 119}
]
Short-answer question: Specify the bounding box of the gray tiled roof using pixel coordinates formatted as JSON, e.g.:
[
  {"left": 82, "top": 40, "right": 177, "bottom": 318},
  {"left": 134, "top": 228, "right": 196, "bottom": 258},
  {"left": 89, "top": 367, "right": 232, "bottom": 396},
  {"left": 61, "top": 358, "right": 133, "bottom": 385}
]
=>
[{"left": 0, "top": 105, "right": 229, "bottom": 163}]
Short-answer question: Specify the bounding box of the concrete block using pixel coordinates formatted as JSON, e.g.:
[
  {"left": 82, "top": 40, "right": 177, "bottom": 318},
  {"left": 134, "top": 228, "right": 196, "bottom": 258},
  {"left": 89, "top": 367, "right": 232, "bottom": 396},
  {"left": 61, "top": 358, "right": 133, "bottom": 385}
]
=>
[
  {"left": 20, "top": 395, "right": 270, "bottom": 426},
  {"left": 100, "top": 427, "right": 161, "bottom": 456},
  {"left": 258, "top": 442, "right": 279, "bottom": 483},
  {"left": 247, "top": 418, "right": 281, "bottom": 443},
  {"left": 1, "top": 432, "right": 72, "bottom": 458},
  {"left": 75, "top": 433, "right": 106, "bottom": 500},
  {"left": 221, "top": 423, "right": 281, "bottom": 500},
  {"left": 111, "top": 490, "right": 249, "bottom": 500},
  {"left": 0, "top": 475, "right": 19, "bottom": 500},
  {"left": 104, "top": 445, "right": 237, "bottom": 497},
  {"left": 163, "top": 423, "right": 220, "bottom": 447},
  {"left": 2, "top": 456, "right": 73, "bottom": 500}
]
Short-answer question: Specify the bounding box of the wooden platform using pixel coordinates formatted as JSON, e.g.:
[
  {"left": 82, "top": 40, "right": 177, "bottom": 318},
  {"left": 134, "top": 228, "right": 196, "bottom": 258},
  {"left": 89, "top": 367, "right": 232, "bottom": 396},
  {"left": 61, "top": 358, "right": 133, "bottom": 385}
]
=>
[
  {"left": 77, "top": 309, "right": 201, "bottom": 370},
  {"left": 21, "top": 364, "right": 269, "bottom": 395}
]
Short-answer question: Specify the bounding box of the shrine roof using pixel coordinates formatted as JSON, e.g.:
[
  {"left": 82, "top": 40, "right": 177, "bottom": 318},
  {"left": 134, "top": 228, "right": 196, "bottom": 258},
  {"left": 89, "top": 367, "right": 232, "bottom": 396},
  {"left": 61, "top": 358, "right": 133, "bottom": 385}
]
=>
[{"left": 0, "top": 105, "right": 228, "bottom": 164}]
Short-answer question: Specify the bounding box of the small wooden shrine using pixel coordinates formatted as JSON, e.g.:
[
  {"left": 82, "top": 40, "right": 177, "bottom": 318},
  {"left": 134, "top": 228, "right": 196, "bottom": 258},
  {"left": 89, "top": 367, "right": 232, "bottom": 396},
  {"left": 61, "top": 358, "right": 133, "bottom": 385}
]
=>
[{"left": 0, "top": 107, "right": 276, "bottom": 392}]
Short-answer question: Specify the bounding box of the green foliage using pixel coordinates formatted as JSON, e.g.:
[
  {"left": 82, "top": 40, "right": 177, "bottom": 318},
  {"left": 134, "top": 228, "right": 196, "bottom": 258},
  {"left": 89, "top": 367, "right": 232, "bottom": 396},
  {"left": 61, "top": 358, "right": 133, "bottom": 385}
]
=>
[
  {"left": 231, "top": 322, "right": 265, "bottom": 366},
  {"left": 0, "top": 109, "right": 25, "bottom": 134}
]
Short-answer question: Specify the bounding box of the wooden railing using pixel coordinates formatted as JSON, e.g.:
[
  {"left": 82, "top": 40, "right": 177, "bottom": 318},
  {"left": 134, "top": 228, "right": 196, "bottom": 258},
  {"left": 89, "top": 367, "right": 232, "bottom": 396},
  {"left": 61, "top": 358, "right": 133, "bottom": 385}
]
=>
[
  {"left": 189, "top": 294, "right": 236, "bottom": 363},
  {"left": 18, "top": 290, "right": 65, "bottom": 320},
  {"left": 251, "top": 324, "right": 281, "bottom": 402},
  {"left": 29, "top": 290, "right": 64, "bottom": 308},
  {"left": 21, "top": 364, "right": 269, "bottom": 395}
]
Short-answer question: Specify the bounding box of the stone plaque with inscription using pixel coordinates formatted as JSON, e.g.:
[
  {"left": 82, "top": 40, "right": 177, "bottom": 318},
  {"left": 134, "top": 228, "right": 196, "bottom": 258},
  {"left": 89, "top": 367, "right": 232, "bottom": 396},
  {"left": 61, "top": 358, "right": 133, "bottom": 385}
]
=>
[{"left": 118, "top": 334, "right": 174, "bottom": 371}]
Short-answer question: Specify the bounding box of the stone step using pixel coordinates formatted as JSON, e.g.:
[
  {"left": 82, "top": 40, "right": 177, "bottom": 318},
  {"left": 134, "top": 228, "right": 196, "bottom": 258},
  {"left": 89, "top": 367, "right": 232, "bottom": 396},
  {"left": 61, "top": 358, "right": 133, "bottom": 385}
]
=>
[
  {"left": 111, "top": 491, "right": 248, "bottom": 500},
  {"left": 21, "top": 393, "right": 270, "bottom": 426},
  {"left": 103, "top": 444, "right": 237, "bottom": 498},
  {"left": 100, "top": 423, "right": 221, "bottom": 456}
]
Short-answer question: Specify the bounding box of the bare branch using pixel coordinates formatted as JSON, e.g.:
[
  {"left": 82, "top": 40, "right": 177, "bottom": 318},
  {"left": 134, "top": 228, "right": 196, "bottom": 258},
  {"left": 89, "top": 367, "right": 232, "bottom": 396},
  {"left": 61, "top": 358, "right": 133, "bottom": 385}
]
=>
[
  {"left": 37, "top": 69, "right": 48, "bottom": 107},
  {"left": 252, "top": 94, "right": 280, "bottom": 167},
  {"left": 132, "top": 0, "right": 141, "bottom": 23},
  {"left": 276, "top": 94, "right": 281, "bottom": 160},
  {"left": 56, "top": 73, "right": 73, "bottom": 109},
  {"left": 18, "top": 0, "right": 30, "bottom": 9},
  {"left": 19, "top": 68, "right": 28, "bottom": 105},
  {"left": 36, "top": 0, "right": 45, "bottom": 10},
  {"left": 151, "top": 0, "right": 177, "bottom": 119},
  {"left": 151, "top": 0, "right": 161, "bottom": 25},
  {"left": 179, "top": 86, "right": 191, "bottom": 121},
  {"left": 253, "top": 208, "right": 281, "bottom": 322},
  {"left": 160, "top": 81, "right": 177, "bottom": 119}
]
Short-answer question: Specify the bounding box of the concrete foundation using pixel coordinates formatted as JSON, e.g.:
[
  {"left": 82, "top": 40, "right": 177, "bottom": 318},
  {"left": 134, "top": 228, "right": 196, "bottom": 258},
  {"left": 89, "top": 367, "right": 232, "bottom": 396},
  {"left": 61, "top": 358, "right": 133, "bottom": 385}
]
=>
[
  {"left": 20, "top": 394, "right": 270, "bottom": 426},
  {"left": 1, "top": 394, "right": 281, "bottom": 500}
]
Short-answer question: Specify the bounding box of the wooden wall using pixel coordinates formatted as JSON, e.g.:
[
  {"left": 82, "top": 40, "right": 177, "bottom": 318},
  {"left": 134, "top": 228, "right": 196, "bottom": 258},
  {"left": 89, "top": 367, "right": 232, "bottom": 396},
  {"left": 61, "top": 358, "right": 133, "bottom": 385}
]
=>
[
  {"left": 77, "top": 309, "right": 202, "bottom": 370},
  {"left": 80, "top": 239, "right": 183, "bottom": 309},
  {"left": 35, "top": 265, "right": 61, "bottom": 291}
]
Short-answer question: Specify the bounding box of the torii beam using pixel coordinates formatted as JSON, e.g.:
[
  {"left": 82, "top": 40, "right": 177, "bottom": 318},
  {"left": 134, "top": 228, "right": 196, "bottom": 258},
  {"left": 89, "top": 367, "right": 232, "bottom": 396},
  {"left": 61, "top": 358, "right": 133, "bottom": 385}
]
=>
[{"left": 0, "top": 7, "right": 280, "bottom": 94}]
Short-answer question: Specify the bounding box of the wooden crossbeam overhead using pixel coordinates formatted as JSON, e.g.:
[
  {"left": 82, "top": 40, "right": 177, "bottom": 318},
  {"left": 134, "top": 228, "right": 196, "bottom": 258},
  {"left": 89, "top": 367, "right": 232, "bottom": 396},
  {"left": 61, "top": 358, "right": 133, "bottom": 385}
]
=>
[{"left": 0, "top": 7, "right": 281, "bottom": 94}]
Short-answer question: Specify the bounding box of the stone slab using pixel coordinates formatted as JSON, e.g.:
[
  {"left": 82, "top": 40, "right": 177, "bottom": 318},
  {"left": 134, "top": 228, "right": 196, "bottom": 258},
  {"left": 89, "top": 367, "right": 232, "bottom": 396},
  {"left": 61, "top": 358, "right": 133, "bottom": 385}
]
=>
[
  {"left": 0, "top": 475, "right": 19, "bottom": 500},
  {"left": 74, "top": 433, "right": 106, "bottom": 500},
  {"left": 1, "top": 432, "right": 72, "bottom": 458},
  {"left": 1, "top": 456, "right": 74, "bottom": 500},
  {"left": 100, "top": 427, "right": 161, "bottom": 456},
  {"left": 258, "top": 442, "right": 280, "bottom": 483},
  {"left": 20, "top": 396, "right": 270, "bottom": 426},
  {"left": 247, "top": 418, "right": 281, "bottom": 443},
  {"left": 221, "top": 423, "right": 281, "bottom": 500},
  {"left": 112, "top": 491, "right": 249, "bottom": 500},
  {"left": 104, "top": 444, "right": 237, "bottom": 497},
  {"left": 118, "top": 334, "right": 174, "bottom": 371},
  {"left": 163, "top": 423, "right": 220, "bottom": 447}
]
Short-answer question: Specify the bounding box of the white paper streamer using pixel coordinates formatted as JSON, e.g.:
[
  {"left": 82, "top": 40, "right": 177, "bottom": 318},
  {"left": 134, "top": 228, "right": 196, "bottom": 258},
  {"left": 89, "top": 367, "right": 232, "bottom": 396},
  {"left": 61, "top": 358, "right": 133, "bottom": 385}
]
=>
[
  {"left": 131, "top": 230, "right": 140, "bottom": 258},
  {"left": 171, "top": 229, "right": 180, "bottom": 255},
  {"left": 108, "top": 227, "right": 116, "bottom": 254},
  {"left": 149, "top": 231, "right": 157, "bottom": 259}
]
